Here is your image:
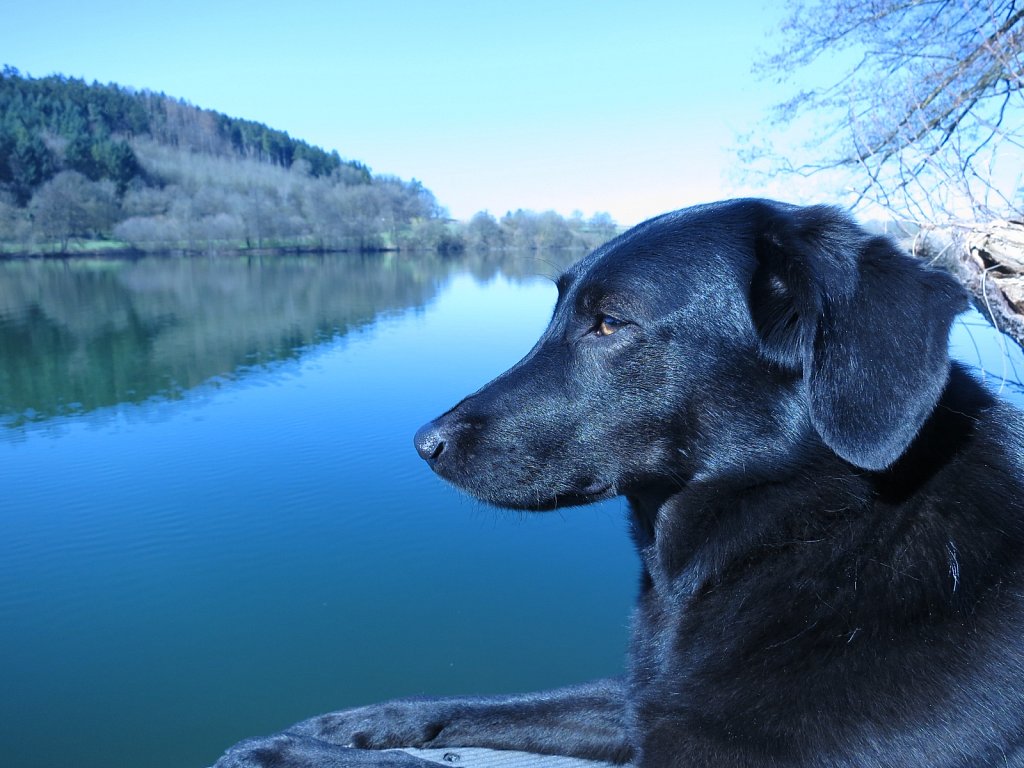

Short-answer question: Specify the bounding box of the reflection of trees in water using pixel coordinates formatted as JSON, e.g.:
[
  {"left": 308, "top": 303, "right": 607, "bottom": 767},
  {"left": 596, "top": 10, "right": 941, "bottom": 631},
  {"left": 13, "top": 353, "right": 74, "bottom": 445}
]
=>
[{"left": 0, "top": 249, "right": 580, "bottom": 426}]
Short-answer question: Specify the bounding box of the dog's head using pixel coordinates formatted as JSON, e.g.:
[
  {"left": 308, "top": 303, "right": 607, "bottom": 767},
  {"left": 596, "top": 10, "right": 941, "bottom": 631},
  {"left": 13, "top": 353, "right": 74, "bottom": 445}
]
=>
[{"left": 414, "top": 199, "right": 968, "bottom": 510}]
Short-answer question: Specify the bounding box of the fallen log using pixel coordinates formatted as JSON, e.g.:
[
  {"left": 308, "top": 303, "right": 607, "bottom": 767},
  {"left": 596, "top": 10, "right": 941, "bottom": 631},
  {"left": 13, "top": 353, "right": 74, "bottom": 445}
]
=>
[{"left": 914, "top": 221, "right": 1024, "bottom": 349}]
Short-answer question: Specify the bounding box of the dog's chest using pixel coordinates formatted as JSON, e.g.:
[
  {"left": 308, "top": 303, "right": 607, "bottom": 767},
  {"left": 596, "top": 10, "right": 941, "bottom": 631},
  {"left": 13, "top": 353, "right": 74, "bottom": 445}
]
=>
[{"left": 627, "top": 554, "right": 718, "bottom": 701}]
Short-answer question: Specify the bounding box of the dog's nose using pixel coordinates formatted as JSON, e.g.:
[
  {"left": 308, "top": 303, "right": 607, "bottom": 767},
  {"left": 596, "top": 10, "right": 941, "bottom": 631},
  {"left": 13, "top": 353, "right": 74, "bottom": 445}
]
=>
[{"left": 414, "top": 420, "right": 446, "bottom": 462}]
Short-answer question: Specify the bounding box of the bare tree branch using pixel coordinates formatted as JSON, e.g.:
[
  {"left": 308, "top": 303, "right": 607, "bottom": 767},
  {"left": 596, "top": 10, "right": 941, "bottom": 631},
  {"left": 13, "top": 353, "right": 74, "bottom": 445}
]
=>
[{"left": 754, "top": 0, "right": 1024, "bottom": 222}]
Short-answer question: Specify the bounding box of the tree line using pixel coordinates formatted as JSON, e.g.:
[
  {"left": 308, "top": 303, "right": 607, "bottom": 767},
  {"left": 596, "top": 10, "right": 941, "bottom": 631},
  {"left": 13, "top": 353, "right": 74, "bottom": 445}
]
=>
[{"left": 0, "top": 68, "right": 618, "bottom": 255}]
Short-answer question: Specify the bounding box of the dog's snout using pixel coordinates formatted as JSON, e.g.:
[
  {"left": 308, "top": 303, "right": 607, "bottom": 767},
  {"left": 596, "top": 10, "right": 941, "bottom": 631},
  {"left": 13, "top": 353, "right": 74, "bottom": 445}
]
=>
[{"left": 414, "top": 420, "right": 447, "bottom": 462}]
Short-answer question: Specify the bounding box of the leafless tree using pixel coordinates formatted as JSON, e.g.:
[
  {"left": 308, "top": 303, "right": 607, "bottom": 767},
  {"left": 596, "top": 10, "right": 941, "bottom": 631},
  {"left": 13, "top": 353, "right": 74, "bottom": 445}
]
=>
[
  {"left": 28, "top": 171, "right": 118, "bottom": 252},
  {"left": 756, "top": 0, "right": 1024, "bottom": 224}
]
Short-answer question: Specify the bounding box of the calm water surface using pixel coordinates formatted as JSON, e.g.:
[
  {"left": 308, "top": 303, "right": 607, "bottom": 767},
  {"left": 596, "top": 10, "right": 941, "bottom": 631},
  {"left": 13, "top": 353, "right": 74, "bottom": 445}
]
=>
[{"left": 1, "top": 251, "right": 1022, "bottom": 768}]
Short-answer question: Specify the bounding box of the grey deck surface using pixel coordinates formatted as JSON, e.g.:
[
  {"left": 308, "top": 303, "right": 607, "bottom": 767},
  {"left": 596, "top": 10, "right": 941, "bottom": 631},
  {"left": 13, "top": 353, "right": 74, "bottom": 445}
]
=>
[{"left": 399, "top": 747, "right": 617, "bottom": 768}]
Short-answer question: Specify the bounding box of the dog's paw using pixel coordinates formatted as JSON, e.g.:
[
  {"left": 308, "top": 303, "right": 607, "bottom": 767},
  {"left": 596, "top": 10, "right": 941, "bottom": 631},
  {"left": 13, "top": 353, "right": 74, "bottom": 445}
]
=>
[
  {"left": 212, "top": 732, "right": 434, "bottom": 768},
  {"left": 212, "top": 732, "right": 309, "bottom": 768},
  {"left": 291, "top": 702, "right": 453, "bottom": 749}
]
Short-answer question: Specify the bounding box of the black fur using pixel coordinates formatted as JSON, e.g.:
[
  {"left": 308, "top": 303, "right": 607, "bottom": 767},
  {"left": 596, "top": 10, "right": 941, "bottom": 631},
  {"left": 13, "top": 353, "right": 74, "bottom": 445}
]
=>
[{"left": 214, "top": 199, "right": 1024, "bottom": 768}]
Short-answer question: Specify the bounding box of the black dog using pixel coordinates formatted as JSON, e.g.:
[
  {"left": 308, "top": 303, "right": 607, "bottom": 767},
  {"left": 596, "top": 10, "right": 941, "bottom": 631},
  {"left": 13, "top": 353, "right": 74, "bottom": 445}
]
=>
[{"left": 215, "top": 199, "right": 1024, "bottom": 767}]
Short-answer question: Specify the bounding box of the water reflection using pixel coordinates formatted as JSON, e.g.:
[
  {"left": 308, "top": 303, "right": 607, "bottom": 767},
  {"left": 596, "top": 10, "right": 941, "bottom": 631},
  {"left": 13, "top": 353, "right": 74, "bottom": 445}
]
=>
[
  {"left": 0, "top": 250, "right": 578, "bottom": 427},
  {"left": 1, "top": 251, "right": 1021, "bottom": 429},
  {"left": 951, "top": 309, "right": 1024, "bottom": 399}
]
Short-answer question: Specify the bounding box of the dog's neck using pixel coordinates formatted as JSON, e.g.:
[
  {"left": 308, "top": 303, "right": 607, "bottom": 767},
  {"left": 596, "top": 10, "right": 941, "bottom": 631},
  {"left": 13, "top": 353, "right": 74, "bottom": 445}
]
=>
[
  {"left": 626, "top": 459, "right": 853, "bottom": 595},
  {"left": 624, "top": 420, "right": 833, "bottom": 591},
  {"left": 627, "top": 367, "right": 1015, "bottom": 613},
  {"left": 625, "top": 485, "right": 674, "bottom": 551}
]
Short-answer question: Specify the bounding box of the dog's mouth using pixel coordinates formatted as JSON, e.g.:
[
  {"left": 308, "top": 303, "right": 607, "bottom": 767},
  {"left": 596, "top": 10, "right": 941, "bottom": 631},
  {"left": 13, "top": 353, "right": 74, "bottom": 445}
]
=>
[
  {"left": 455, "top": 477, "right": 617, "bottom": 512},
  {"left": 538, "top": 480, "right": 616, "bottom": 511},
  {"left": 499, "top": 479, "right": 610, "bottom": 514},
  {"left": 578, "top": 479, "right": 614, "bottom": 497}
]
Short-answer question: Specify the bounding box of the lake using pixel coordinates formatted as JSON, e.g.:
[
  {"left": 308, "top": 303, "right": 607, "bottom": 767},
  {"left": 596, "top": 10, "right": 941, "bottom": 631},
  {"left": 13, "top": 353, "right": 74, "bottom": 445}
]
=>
[{"left": 1, "top": 250, "right": 1022, "bottom": 768}]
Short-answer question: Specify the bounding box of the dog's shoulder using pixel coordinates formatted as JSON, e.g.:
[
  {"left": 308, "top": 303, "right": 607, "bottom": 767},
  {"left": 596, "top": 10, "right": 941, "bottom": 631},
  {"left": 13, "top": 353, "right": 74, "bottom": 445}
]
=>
[{"left": 908, "top": 363, "right": 1024, "bottom": 513}]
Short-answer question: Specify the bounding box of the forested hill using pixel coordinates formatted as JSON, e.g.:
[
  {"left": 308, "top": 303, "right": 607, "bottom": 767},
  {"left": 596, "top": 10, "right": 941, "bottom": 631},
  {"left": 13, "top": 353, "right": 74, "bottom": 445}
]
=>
[
  {"left": 0, "top": 66, "right": 452, "bottom": 253},
  {"left": 0, "top": 65, "right": 367, "bottom": 203},
  {"left": 0, "top": 67, "right": 617, "bottom": 255}
]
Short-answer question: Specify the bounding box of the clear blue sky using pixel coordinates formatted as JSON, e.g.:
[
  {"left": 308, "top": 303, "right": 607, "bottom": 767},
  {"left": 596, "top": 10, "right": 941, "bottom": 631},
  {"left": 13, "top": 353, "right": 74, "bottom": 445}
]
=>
[{"left": 2, "top": 0, "right": 808, "bottom": 225}]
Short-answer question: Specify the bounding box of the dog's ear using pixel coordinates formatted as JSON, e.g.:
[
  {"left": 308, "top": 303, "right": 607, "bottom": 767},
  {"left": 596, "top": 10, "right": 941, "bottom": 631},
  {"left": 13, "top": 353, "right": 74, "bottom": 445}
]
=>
[{"left": 751, "top": 204, "right": 968, "bottom": 470}]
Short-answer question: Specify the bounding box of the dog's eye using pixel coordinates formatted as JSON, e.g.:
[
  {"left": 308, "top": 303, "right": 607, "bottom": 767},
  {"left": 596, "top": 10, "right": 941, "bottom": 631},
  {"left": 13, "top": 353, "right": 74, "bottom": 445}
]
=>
[{"left": 595, "top": 315, "right": 624, "bottom": 337}]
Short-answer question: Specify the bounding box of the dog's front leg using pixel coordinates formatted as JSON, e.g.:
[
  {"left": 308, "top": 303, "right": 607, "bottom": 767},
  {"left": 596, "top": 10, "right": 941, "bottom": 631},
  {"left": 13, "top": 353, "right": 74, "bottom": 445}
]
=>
[{"left": 213, "top": 677, "right": 632, "bottom": 767}]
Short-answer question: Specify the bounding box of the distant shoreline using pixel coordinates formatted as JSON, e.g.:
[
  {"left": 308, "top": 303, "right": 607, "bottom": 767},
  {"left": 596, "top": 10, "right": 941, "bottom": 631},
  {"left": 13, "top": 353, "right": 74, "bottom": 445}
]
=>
[
  {"left": 0, "top": 239, "right": 603, "bottom": 261},
  {"left": 0, "top": 241, "right": 404, "bottom": 260}
]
